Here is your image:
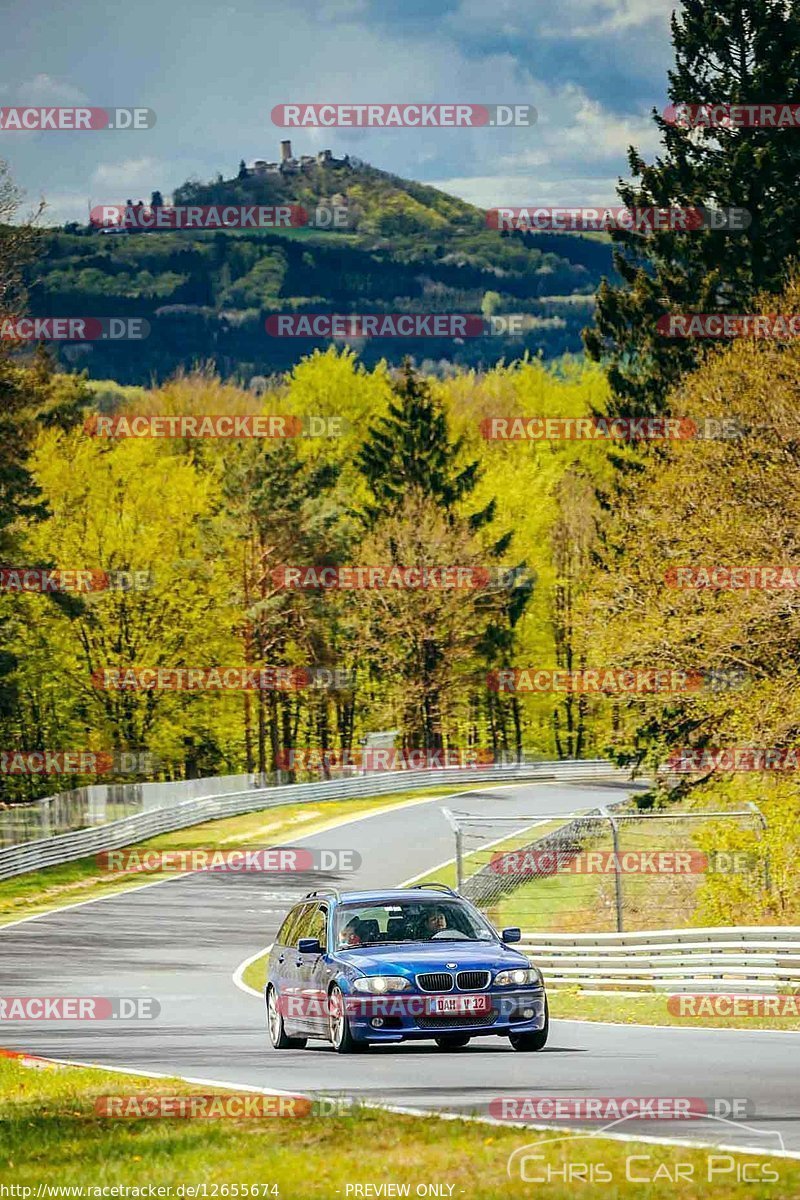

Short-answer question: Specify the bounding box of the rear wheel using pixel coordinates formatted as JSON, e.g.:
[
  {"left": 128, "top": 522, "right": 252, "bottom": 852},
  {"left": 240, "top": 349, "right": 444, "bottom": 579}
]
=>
[
  {"left": 267, "top": 986, "right": 307, "bottom": 1050},
  {"left": 434, "top": 1034, "right": 470, "bottom": 1050},
  {"left": 509, "top": 998, "right": 549, "bottom": 1052},
  {"left": 329, "top": 985, "right": 368, "bottom": 1054}
]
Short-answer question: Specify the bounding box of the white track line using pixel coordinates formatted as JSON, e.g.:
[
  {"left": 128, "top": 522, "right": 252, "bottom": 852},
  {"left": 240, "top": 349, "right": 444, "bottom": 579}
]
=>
[{"left": 4, "top": 1048, "right": 798, "bottom": 1162}]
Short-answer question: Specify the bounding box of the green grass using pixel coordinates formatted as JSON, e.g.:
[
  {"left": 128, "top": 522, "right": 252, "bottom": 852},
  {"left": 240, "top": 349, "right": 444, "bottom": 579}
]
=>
[
  {"left": 0, "top": 1056, "right": 795, "bottom": 1198},
  {"left": 0, "top": 785, "right": 479, "bottom": 926}
]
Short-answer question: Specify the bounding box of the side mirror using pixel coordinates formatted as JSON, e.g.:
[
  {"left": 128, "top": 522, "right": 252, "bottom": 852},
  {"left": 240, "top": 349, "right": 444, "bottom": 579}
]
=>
[
  {"left": 502, "top": 927, "right": 521, "bottom": 944},
  {"left": 298, "top": 937, "right": 322, "bottom": 955}
]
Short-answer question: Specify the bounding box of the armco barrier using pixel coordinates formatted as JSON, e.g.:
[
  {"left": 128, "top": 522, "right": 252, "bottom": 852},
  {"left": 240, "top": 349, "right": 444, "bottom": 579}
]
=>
[
  {"left": 521, "top": 927, "right": 800, "bottom": 994},
  {"left": 0, "top": 759, "right": 628, "bottom": 881}
]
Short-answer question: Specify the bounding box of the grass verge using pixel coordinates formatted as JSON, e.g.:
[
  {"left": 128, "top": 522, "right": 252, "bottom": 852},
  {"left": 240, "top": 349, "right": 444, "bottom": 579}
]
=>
[
  {"left": 548, "top": 987, "right": 800, "bottom": 1032},
  {"left": 0, "top": 1055, "right": 795, "bottom": 1198}
]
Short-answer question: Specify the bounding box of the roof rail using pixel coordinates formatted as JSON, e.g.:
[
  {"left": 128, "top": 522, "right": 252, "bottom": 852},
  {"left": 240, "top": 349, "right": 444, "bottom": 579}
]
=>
[
  {"left": 304, "top": 887, "right": 341, "bottom": 901},
  {"left": 406, "top": 882, "right": 457, "bottom": 895}
]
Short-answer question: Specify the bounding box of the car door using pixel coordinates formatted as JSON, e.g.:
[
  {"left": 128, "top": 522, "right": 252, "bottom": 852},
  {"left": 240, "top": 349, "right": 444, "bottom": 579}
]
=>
[
  {"left": 274, "top": 902, "right": 311, "bottom": 1032},
  {"left": 295, "top": 903, "right": 330, "bottom": 1037}
]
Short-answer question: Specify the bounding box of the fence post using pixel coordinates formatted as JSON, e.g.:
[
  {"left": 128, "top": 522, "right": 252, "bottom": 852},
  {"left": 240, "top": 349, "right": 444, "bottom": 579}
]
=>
[
  {"left": 441, "top": 808, "right": 463, "bottom": 892},
  {"left": 600, "top": 807, "right": 624, "bottom": 933},
  {"left": 747, "top": 801, "right": 771, "bottom": 895}
]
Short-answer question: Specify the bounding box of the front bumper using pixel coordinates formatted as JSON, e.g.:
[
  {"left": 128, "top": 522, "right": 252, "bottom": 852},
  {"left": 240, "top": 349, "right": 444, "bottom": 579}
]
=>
[{"left": 343, "top": 988, "right": 546, "bottom": 1042}]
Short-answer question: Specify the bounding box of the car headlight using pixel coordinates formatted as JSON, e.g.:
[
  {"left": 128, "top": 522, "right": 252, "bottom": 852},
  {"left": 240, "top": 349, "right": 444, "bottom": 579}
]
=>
[
  {"left": 352, "top": 976, "right": 411, "bottom": 994},
  {"left": 494, "top": 967, "right": 544, "bottom": 987}
]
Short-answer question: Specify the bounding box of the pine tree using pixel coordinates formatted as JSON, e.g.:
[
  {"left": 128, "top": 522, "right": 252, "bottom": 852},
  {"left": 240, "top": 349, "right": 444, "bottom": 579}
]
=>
[
  {"left": 355, "top": 361, "right": 531, "bottom": 752},
  {"left": 584, "top": 0, "right": 800, "bottom": 416},
  {"left": 356, "top": 360, "right": 493, "bottom": 529}
]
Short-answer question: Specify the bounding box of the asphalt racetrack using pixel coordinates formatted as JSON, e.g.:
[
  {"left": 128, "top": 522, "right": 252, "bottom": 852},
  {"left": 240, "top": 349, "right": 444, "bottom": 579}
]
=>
[{"left": 1, "top": 780, "right": 798, "bottom": 1156}]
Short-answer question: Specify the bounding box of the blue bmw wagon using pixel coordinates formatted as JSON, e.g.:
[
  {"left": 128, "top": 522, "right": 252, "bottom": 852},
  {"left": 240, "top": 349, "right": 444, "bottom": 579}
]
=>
[{"left": 266, "top": 884, "right": 548, "bottom": 1053}]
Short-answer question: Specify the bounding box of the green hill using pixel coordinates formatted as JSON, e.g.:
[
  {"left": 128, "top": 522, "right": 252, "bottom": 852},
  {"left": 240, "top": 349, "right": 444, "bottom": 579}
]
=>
[{"left": 29, "top": 151, "right": 615, "bottom": 384}]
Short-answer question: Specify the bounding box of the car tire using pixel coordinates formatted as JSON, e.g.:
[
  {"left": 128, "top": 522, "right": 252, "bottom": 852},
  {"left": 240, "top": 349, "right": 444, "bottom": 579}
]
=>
[
  {"left": 434, "top": 1034, "right": 470, "bottom": 1050},
  {"left": 266, "top": 985, "right": 307, "bottom": 1050},
  {"left": 509, "top": 998, "right": 549, "bottom": 1052},
  {"left": 328, "top": 985, "right": 368, "bottom": 1054}
]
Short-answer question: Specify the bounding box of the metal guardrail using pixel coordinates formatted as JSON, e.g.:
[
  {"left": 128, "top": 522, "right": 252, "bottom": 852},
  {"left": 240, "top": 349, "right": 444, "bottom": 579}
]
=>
[
  {"left": 521, "top": 927, "right": 800, "bottom": 994},
  {"left": 0, "top": 759, "right": 628, "bottom": 881}
]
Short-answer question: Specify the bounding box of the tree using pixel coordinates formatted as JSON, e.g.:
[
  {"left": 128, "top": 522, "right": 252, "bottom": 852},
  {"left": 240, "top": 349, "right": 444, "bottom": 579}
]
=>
[
  {"left": 587, "top": 273, "right": 800, "bottom": 779},
  {"left": 356, "top": 360, "right": 492, "bottom": 527},
  {"left": 584, "top": 0, "right": 800, "bottom": 417},
  {"left": 355, "top": 363, "right": 522, "bottom": 749},
  {"left": 150, "top": 190, "right": 164, "bottom": 208},
  {"left": 237, "top": 159, "right": 248, "bottom": 180}
]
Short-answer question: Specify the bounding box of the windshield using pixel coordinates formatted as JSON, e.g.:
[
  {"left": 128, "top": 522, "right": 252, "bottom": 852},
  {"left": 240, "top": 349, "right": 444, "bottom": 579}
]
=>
[{"left": 334, "top": 899, "right": 496, "bottom": 948}]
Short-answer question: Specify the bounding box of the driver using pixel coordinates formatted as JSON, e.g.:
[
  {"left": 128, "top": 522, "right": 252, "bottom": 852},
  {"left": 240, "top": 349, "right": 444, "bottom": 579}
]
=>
[
  {"left": 421, "top": 907, "right": 448, "bottom": 938},
  {"left": 339, "top": 917, "right": 363, "bottom": 948}
]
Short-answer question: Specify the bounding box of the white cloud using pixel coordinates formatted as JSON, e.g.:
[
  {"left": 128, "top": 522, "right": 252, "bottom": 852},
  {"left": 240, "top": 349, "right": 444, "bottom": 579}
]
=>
[
  {"left": 17, "top": 74, "right": 89, "bottom": 104},
  {"left": 568, "top": 0, "right": 679, "bottom": 38},
  {"left": 447, "top": 0, "right": 678, "bottom": 39},
  {"left": 538, "top": 85, "right": 659, "bottom": 159},
  {"left": 91, "top": 157, "right": 162, "bottom": 195},
  {"left": 430, "top": 173, "right": 629, "bottom": 208}
]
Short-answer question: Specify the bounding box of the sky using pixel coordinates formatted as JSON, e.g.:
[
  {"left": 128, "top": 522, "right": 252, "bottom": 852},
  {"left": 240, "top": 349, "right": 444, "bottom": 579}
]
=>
[{"left": 1, "top": 0, "right": 679, "bottom": 225}]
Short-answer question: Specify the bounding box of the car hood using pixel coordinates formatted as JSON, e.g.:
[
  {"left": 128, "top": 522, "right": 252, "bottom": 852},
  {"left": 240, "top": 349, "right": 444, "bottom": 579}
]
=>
[{"left": 333, "top": 939, "right": 530, "bottom": 977}]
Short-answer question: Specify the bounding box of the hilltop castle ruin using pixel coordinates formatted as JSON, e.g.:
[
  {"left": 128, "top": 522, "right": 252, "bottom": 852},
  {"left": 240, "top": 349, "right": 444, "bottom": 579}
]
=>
[{"left": 246, "top": 140, "right": 349, "bottom": 177}]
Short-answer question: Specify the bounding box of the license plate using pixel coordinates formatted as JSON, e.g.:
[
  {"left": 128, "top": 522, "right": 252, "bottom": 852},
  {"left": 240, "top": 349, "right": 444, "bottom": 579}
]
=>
[{"left": 427, "top": 993, "right": 491, "bottom": 1015}]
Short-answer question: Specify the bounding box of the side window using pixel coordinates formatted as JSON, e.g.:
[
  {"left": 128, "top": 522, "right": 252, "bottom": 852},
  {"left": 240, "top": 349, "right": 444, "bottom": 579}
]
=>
[
  {"left": 277, "top": 904, "right": 307, "bottom": 948},
  {"left": 305, "top": 904, "right": 328, "bottom": 950},
  {"left": 291, "top": 903, "right": 314, "bottom": 945}
]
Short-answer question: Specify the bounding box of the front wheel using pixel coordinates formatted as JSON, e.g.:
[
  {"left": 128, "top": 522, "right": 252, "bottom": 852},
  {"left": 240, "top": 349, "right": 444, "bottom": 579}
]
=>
[
  {"left": 435, "top": 1034, "right": 470, "bottom": 1050},
  {"left": 509, "top": 998, "right": 549, "bottom": 1052},
  {"left": 328, "top": 985, "right": 368, "bottom": 1054},
  {"left": 267, "top": 986, "right": 307, "bottom": 1050}
]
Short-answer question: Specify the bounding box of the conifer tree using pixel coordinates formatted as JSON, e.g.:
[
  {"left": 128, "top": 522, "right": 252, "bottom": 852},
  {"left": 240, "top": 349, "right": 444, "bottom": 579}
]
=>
[{"left": 585, "top": 1, "right": 800, "bottom": 416}]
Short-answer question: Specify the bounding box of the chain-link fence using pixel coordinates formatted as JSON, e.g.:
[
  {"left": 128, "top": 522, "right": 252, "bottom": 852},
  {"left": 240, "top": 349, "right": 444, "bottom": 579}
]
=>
[{"left": 443, "top": 802, "right": 769, "bottom": 933}]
